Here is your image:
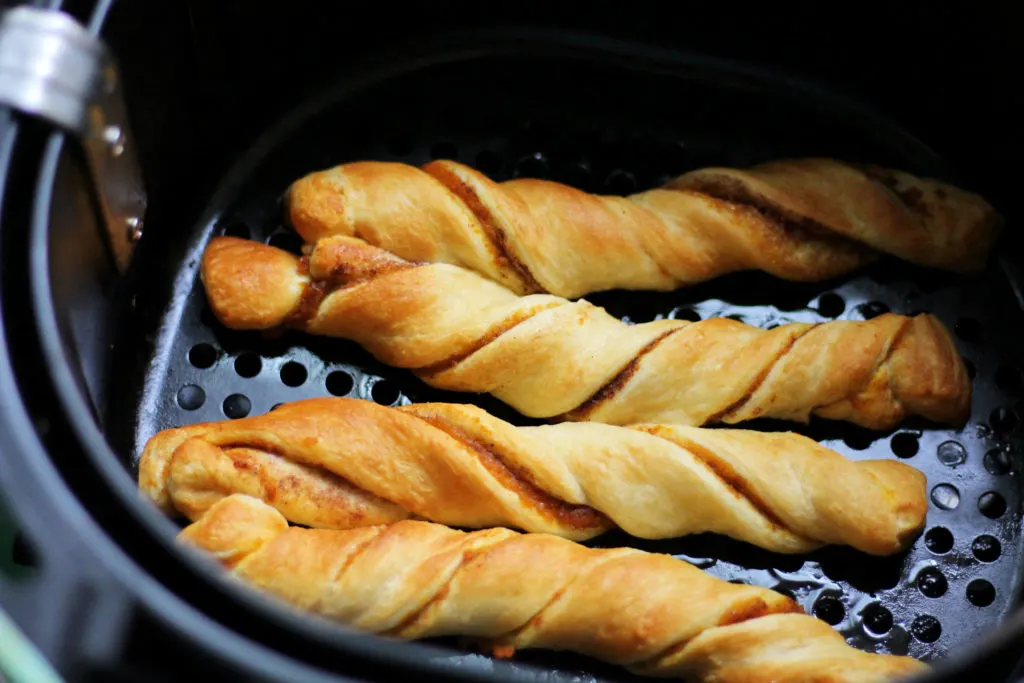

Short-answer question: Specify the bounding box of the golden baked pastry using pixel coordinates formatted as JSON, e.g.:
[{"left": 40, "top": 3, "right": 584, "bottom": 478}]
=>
[
  {"left": 201, "top": 235, "right": 970, "bottom": 430},
  {"left": 286, "top": 158, "right": 1002, "bottom": 297},
  {"left": 180, "top": 494, "right": 929, "bottom": 682},
  {"left": 140, "top": 397, "right": 927, "bottom": 555}
]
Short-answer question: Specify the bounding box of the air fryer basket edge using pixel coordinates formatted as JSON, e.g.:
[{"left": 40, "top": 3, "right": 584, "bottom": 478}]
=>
[{"left": 8, "top": 14, "right": 1024, "bottom": 683}]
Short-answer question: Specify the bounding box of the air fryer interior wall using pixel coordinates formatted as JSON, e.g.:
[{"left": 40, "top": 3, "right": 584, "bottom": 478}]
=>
[
  {"left": 104, "top": 2, "right": 1022, "bottom": 242},
  {"left": 2, "top": 2, "right": 1023, "bottom": 682}
]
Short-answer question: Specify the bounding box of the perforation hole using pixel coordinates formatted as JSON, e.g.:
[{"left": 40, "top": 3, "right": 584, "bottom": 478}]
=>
[
  {"left": 811, "top": 548, "right": 909, "bottom": 589},
  {"left": 984, "top": 449, "right": 1012, "bottom": 475},
  {"left": 967, "top": 579, "right": 996, "bottom": 607},
  {"left": 979, "top": 492, "right": 1007, "bottom": 519},
  {"left": 812, "top": 594, "right": 845, "bottom": 625},
  {"left": 936, "top": 440, "right": 966, "bottom": 467},
  {"left": 768, "top": 287, "right": 813, "bottom": 314},
  {"left": 773, "top": 556, "right": 806, "bottom": 574},
  {"left": 604, "top": 169, "right": 637, "bottom": 195},
  {"left": 815, "top": 292, "right": 845, "bottom": 318},
  {"left": 371, "top": 379, "right": 401, "bottom": 406},
  {"left": 890, "top": 433, "right": 919, "bottom": 458},
  {"left": 856, "top": 301, "right": 889, "bottom": 320},
  {"left": 234, "top": 353, "right": 262, "bottom": 379},
  {"left": 515, "top": 153, "right": 549, "bottom": 178},
  {"left": 916, "top": 567, "right": 948, "bottom": 598},
  {"left": 972, "top": 535, "right": 1001, "bottom": 562},
  {"left": 280, "top": 362, "right": 307, "bottom": 388},
  {"left": 862, "top": 604, "right": 893, "bottom": 635},
  {"left": 326, "top": 370, "right": 354, "bottom": 397},
  {"left": 176, "top": 385, "right": 205, "bottom": 411},
  {"left": 843, "top": 432, "right": 874, "bottom": 451},
  {"left": 188, "top": 343, "right": 217, "bottom": 369},
  {"left": 223, "top": 394, "right": 251, "bottom": 419},
  {"left": 671, "top": 307, "right": 701, "bottom": 322},
  {"left": 430, "top": 141, "right": 459, "bottom": 160},
  {"left": 911, "top": 615, "right": 942, "bottom": 642},
  {"left": 931, "top": 484, "right": 960, "bottom": 510},
  {"left": 955, "top": 317, "right": 982, "bottom": 342},
  {"left": 924, "top": 527, "right": 954, "bottom": 554}
]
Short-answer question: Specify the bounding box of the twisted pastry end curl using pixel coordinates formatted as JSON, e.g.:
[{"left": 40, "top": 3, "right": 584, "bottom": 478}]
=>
[{"left": 201, "top": 236, "right": 970, "bottom": 430}]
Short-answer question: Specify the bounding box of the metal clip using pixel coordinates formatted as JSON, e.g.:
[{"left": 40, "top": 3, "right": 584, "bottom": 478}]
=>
[{"left": 0, "top": 6, "right": 146, "bottom": 272}]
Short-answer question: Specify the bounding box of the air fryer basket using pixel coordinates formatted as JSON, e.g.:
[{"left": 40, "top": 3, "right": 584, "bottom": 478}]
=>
[
  {"left": 112, "top": 37, "right": 1024, "bottom": 675},
  {"left": 5, "top": 21, "right": 1023, "bottom": 683}
]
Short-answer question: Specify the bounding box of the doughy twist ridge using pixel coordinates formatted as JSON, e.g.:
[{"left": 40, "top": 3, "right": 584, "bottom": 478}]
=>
[
  {"left": 181, "top": 494, "right": 929, "bottom": 682},
  {"left": 286, "top": 158, "right": 1002, "bottom": 297},
  {"left": 140, "top": 398, "right": 927, "bottom": 555},
  {"left": 201, "top": 235, "right": 971, "bottom": 430}
]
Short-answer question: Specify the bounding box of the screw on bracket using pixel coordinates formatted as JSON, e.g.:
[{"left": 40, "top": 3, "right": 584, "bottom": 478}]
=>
[{"left": 0, "top": 6, "right": 147, "bottom": 273}]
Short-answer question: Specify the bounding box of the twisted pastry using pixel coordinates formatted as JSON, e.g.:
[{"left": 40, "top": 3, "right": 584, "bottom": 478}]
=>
[
  {"left": 181, "top": 494, "right": 929, "bottom": 682},
  {"left": 286, "top": 158, "right": 1002, "bottom": 298},
  {"left": 201, "top": 235, "right": 970, "bottom": 430},
  {"left": 140, "top": 397, "right": 927, "bottom": 555}
]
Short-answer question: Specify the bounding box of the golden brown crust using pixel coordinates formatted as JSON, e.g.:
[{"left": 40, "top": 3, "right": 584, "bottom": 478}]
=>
[
  {"left": 140, "top": 397, "right": 927, "bottom": 555},
  {"left": 180, "top": 495, "right": 929, "bottom": 682},
  {"left": 285, "top": 158, "right": 1002, "bottom": 298},
  {"left": 162, "top": 437, "right": 410, "bottom": 529},
  {"left": 200, "top": 236, "right": 971, "bottom": 430},
  {"left": 200, "top": 237, "right": 310, "bottom": 330}
]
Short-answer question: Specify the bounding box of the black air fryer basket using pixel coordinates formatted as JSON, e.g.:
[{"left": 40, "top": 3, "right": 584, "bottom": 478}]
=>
[{"left": 1, "top": 2, "right": 1022, "bottom": 681}]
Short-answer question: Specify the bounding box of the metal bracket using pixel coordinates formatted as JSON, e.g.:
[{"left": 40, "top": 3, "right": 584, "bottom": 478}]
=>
[{"left": 0, "top": 5, "right": 146, "bottom": 272}]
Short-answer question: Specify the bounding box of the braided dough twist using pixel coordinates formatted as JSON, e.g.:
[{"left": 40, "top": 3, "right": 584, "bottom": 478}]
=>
[
  {"left": 201, "top": 236, "right": 970, "bottom": 429},
  {"left": 286, "top": 158, "right": 1002, "bottom": 298},
  {"left": 181, "top": 494, "right": 929, "bottom": 682},
  {"left": 140, "top": 397, "right": 927, "bottom": 555}
]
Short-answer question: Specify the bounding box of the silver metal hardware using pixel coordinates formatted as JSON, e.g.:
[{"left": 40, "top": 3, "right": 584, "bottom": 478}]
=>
[{"left": 0, "top": 6, "right": 146, "bottom": 271}]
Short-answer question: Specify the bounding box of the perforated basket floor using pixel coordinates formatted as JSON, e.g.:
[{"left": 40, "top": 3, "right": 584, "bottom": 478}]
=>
[{"left": 112, "top": 54, "right": 1022, "bottom": 681}]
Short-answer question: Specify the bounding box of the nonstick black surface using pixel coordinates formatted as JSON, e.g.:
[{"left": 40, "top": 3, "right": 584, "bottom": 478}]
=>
[{"left": 107, "top": 52, "right": 1022, "bottom": 679}]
